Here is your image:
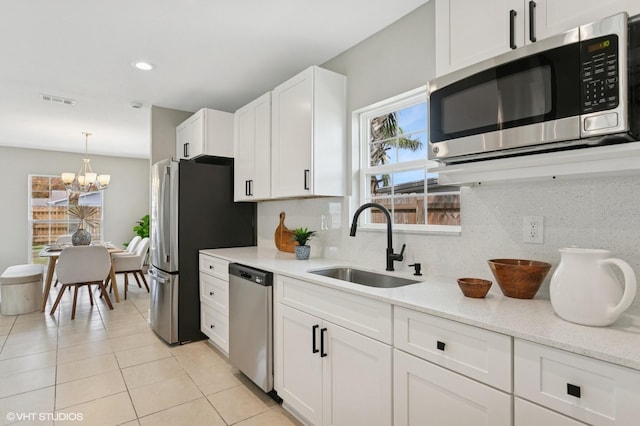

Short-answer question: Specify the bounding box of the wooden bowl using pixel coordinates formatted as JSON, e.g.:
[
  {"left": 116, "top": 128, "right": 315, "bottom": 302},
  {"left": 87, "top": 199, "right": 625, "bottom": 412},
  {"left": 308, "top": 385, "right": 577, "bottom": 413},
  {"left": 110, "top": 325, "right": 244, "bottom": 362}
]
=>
[
  {"left": 457, "top": 278, "right": 492, "bottom": 298},
  {"left": 487, "top": 259, "right": 552, "bottom": 299}
]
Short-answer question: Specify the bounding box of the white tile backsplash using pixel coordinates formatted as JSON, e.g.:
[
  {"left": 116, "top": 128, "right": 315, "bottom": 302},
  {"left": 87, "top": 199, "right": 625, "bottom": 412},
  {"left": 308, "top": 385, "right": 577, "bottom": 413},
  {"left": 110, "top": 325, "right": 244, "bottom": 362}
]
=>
[{"left": 258, "top": 173, "right": 640, "bottom": 305}]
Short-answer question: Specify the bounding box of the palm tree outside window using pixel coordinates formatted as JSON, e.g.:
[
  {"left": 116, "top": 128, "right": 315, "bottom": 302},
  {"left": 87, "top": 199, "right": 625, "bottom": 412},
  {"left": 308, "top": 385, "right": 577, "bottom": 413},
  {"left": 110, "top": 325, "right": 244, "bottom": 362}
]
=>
[{"left": 358, "top": 87, "right": 460, "bottom": 229}]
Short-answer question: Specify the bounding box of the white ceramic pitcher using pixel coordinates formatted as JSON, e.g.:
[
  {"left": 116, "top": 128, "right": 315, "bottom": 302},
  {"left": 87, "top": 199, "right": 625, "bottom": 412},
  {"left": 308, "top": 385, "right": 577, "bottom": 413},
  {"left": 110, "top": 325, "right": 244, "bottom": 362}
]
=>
[{"left": 550, "top": 248, "right": 637, "bottom": 326}]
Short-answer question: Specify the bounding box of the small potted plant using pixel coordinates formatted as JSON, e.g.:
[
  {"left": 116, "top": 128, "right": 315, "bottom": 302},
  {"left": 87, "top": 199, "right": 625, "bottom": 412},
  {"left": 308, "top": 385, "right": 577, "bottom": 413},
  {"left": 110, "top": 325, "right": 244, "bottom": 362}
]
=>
[{"left": 292, "top": 227, "right": 316, "bottom": 260}]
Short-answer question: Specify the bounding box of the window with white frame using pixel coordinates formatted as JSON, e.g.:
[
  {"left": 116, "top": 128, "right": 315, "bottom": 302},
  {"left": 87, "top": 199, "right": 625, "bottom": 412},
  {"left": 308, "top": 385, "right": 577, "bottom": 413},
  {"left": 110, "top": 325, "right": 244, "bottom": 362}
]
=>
[
  {"left": 28, "top": 175, "right": 104, "bottom": 264},
  {"left": 356, "top": 87, "right": 460, "bottom": 231}
]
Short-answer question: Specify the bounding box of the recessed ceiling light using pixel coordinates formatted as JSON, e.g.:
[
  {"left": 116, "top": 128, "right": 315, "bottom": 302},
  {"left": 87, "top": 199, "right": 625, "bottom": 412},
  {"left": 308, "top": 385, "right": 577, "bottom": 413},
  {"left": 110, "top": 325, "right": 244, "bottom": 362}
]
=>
[{"left": 132, "top": 61, "right": 154, "bottom": 71}]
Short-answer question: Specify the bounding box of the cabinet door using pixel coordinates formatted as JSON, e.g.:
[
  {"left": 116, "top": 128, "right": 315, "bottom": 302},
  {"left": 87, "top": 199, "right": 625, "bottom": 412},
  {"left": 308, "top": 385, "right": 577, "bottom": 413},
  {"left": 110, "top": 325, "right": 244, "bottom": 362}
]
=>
[
  {"left": 515, "top": 397, "right": 587, "bottom": 426},
  {"left": 322, "top": 322, "right": 392, "bottom": 426},
  {"left": 394, "top": 349, "right": 511, "bottom": 426},
  {"left": 276, "top": 304, "right": 323, "bottom": 426},
  {"left": 176, "top": 111, "right": 204, "bottom": 160},
  {"left": 234, "top": 93, "right": 272, "bottom": 201},
  {"left": 271, "top": 67, "right": 313, "bottom": 197},
  {"left": 436, "top": 0, "right": 524, "bottom": 76},
  {"left": 234, "top": 102, "right": 256, "bottom": 201},
  {"left": 200, "top": 303, "right": 228, "bottom": 354},
  {"left": 535, "top": 0, "right": 640, "bottom": 41}
]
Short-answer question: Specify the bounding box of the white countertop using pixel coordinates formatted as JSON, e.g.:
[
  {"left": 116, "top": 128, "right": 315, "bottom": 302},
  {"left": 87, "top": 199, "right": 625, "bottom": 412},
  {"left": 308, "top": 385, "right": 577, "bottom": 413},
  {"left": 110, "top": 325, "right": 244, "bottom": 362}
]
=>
[{"left": 201, "top": 246, "right": 640, "bottom": 371}]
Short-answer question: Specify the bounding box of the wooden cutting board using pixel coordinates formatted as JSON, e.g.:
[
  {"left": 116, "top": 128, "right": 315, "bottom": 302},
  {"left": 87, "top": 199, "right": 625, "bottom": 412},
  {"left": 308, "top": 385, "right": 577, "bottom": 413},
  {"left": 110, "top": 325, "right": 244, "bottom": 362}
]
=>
[{"left": 274, "top": 212, "right": 296, "bottom": 253}]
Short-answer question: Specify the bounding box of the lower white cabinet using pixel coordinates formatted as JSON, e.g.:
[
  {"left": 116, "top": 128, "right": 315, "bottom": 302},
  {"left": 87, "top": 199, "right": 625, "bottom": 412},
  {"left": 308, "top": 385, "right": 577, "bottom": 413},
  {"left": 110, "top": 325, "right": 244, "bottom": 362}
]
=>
[
  {"left": 198, "top": 253, "right": 229, "bottom": 354},
  {"left": 514, "top": 339, "right": 640, "bottom": 426},
  {"left": 394, "top": 349, "right": 512, "bottom": 426},
  {"left": 275, "top": 281, "right": 392, "bottom": 426},
  {"left": 515, "top": 397, "right": 587, "bottom": 426}
]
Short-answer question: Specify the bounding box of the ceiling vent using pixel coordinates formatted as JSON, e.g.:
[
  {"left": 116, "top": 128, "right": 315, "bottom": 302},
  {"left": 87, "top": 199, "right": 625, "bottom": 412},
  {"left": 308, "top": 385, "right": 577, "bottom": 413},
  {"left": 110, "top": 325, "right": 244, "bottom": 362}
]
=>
[{"left": 40, "top": 94, "right": 76, "bottom": 106}]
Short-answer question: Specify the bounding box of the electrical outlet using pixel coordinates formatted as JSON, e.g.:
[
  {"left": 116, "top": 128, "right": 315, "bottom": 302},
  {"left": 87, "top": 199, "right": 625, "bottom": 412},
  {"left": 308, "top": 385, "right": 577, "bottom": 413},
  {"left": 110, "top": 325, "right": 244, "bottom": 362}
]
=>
[{"left": 523, "top": 216, "right": 544, "bottom": 244}]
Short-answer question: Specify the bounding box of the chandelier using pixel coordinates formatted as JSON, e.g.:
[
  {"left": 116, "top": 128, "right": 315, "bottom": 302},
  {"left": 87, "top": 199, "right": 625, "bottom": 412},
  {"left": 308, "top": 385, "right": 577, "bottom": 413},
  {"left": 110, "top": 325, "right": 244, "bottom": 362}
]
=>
[{"left": 61, "top": 132, "right": 110, "bottom": 192}]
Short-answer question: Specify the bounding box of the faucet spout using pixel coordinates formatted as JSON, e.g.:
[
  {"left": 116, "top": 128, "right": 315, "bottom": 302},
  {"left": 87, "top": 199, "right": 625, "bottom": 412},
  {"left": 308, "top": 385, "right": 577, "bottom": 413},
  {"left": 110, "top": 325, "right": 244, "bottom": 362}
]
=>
[{"left": 349, "top": 202, "right": 405, "bottom": 271}]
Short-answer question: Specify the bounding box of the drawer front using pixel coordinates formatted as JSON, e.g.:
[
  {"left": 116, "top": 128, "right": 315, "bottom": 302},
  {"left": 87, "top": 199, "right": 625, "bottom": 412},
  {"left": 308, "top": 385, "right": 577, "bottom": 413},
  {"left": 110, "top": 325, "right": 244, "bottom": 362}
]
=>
[
  {"left": 514, "top": 339, "right": 640, "bottom": 426},
  {"left": 277, "top": 275, "right": 392, "bottom": 344},
  {"left": 198, "top": 254, "right": 229, "bottom": 281},
  {"left": 199, "top": 273, "right": 228, "bottom": 314},
  {"left": 515, "top": 397, "right": 587, "bottom": 426},
  {"left": 394, "top": 307, "right": 512, "bottom": 392},
  {"left": 201, "top": 303, "right": 228, "bottom": 354},
  {"left": 394, "top": 349, "right": 512, "bottom": 426}
]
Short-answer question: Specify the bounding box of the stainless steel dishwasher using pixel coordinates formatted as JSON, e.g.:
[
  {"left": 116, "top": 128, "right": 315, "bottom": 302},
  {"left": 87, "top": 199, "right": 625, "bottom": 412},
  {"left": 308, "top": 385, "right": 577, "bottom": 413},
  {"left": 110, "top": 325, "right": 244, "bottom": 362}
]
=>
[{"left": 228, "top": 263, "right": 274, "bottom": 393}]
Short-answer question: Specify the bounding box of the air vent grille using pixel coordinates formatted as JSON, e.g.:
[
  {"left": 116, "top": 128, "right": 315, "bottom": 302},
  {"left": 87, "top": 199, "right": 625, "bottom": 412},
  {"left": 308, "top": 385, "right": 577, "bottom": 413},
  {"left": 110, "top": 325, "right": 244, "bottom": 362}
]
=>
[{"left": 40, "top": 94, "right": 76, "bottom": 106}]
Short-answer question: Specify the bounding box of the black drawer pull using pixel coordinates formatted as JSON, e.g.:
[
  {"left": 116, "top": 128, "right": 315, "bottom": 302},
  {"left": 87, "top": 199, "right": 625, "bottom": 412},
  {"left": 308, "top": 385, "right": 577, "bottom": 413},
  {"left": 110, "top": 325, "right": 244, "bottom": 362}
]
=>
[
  {"left": 567, "top": 383, "right": 581, "bottom": 398},
  {"left": 209, "top": 291, "right": 214, "bottom": 296},
  {"left": 320, "top": 327, "right": 328, "bottom": 357},
  {"left": 304, "top": 169, "right": 310, "bottom": 190},
  {"left": 209, "top": 265, "right": 214, "bottom": 269},
  {"left": 312, "top": 325, "right": 319, "bottom": 354},
  {"left": 210, "top": 324, "right": 215, "bottom": 329},
  {"left": 436, "top": 341, "right": 446, "bottom": 351}
]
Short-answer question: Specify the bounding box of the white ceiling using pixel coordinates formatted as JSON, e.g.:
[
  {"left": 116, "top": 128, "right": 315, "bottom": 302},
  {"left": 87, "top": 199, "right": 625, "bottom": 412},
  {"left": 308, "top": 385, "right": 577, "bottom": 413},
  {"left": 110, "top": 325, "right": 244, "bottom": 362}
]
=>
[{"left": 0, "top": 0, "right": 429, "bottom": 159}]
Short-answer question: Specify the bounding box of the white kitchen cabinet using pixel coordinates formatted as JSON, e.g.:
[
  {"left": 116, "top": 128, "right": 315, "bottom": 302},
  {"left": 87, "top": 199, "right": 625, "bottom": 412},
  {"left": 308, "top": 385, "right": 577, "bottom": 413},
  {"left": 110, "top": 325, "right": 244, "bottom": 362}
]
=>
[
  {"left": 515, "top": 397, "right": 587, "bottom": 426},
  {"left": 176, "top": 108, "right": 233, "bottom": 160},
  {"left": 514, "top": 339, "right": 640, "bottom": 425},
  {"left": 198, "top": 253, "right": 229, "bottom": 354},
  {"left": 234, "top": 92, "right": 271, "bottom": 201},
  {"left": 393, "top": 307, "right": 512, "bottom": 426},
  {"left": 271, "top": 66, "right": 346, "bottom": 198},
  {"left": 435, "top": 0, "right": 640, "bottom": 76},
  {"left": 394, "top": 349, "right": 511, "bottom": 426},
  {"left": 275, "top": 277, "right": 392, "bottom": 426}
]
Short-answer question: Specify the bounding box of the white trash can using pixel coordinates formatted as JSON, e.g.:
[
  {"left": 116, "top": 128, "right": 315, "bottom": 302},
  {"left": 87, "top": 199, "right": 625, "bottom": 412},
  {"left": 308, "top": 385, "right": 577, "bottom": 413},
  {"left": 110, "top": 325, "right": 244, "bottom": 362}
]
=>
[{"left": 0, "top": 264, "right": 44, "bottom": 315}]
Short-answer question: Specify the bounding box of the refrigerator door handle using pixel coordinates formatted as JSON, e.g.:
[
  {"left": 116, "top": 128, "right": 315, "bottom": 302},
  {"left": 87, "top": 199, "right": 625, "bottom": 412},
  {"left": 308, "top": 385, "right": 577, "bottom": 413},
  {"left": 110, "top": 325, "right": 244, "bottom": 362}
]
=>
[{"left": 148, "top": 269, "right": 168, "bottom": 284}]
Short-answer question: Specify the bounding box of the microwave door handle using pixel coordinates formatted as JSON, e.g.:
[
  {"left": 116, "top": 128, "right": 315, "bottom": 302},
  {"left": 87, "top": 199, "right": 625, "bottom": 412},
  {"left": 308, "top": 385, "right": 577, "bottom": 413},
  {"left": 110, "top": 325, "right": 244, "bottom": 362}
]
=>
[
  {"left": 529, "top": 1, "right": 537, "bottom": 43},
  {"left": 510, "top": 9, "right": 517, "bottom": 49}
]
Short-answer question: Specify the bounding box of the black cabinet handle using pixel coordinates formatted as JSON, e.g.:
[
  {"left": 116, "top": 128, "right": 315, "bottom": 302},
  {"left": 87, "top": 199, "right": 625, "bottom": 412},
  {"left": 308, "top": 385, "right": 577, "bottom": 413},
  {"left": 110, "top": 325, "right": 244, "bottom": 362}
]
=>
[
  {"left": 210, "top": 324, "right": 215, "bottom": 329},
  {"left": 312, "top": 325, "right": 319, "bottom": 354},
  {"left": 509, "top": 10, "right": 517, "bottom": 49},
  {"left": 245, "top": 180, "right": 250, "bottom": 196},
  {"left": 567, "top": 383, "right": 581, "bottom": 398},
  {"left": 529, "top": 1, "right": 537, "bottom": 42},
  {"left": 320, "top": 327, "right": 328, "bottom": 357},
  {"left": 184, "top": 142, "right": 190, "bottom": 158},
  {"left": 304, "top": 169, "right": 310, "bottom": 190},
  {"left": 209, "top": 291, "right": 214, "bottom": 296},
  {"left": 437, "top": 341, "right": 446, "bottom": 351},
  {"left": 209, "top": 265, "right": 214, "bottom": 270},
  {"left": 248, "top": 180, "right": 253, "bottom": 196}
]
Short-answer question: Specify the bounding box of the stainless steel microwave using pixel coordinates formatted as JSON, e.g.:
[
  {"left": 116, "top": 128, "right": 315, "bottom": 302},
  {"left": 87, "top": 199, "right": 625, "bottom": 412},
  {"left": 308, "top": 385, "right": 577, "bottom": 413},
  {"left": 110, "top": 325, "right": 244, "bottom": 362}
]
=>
[{"left": 428, "top": 12, "right": 640, "bottom": 164}]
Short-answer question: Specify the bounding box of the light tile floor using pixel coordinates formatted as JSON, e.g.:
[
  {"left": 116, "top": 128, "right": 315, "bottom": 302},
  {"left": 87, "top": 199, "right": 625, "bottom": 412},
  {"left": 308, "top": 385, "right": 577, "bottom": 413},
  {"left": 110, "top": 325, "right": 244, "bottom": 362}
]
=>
[{"left": 0, "top": 277, "right": 301, "bottom": 426}]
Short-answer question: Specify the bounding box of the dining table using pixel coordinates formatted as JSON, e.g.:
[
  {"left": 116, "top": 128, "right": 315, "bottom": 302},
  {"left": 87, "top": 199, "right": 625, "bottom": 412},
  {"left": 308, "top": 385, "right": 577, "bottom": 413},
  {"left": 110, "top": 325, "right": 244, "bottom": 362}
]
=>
[{"left": 39, "top": 244, "right": 124, "bottom": 312}]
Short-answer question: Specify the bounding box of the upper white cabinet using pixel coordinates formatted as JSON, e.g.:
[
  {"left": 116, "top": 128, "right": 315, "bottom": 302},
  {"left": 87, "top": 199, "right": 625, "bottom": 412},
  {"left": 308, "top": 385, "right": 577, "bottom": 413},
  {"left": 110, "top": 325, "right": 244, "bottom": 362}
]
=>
[
  {"left": 435, "top": 0, "right": 640, "bottom": 76},
  {"left": 176, "top": 108, "right": 233, "bottom": 160},
  {"left": 234, "top": 93, "right": 271, "bottom": 201},
  {"left": 271, "top": 66, "right": 346, "bottom": 198}
]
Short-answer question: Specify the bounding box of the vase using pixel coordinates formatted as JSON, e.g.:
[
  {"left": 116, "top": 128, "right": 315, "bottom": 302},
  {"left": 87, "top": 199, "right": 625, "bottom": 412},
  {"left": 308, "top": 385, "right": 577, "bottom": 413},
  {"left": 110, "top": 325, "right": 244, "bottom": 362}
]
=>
[
  {"left": 550, "top": 248, "right": 637, "bottom": 326},
  {"left": 72, "top": 228, "right": 91, "bottom": 246},
  {"left": 295, "top": 245, "right": 311, "bottom": 260}
]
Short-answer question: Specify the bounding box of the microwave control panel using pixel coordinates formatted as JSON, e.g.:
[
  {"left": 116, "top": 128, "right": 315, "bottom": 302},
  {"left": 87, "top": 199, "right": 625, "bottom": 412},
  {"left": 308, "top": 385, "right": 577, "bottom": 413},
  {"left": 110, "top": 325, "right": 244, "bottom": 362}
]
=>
[{"left": 581, "top": 35, "right": 619, "bottom": 114}]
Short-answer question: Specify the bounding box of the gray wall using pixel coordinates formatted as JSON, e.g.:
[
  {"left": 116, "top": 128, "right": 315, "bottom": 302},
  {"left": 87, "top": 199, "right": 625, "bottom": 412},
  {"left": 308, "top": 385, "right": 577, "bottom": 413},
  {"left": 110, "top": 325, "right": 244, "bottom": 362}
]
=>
[
  {"left": 150, "top": 106, "right": 192, "bottom": 165},
  {"left": 256, "top": 2, "right": 640, "bottom": 306},
  {"left": 0, "top": 146, "right": 149, "bottom": 273}
]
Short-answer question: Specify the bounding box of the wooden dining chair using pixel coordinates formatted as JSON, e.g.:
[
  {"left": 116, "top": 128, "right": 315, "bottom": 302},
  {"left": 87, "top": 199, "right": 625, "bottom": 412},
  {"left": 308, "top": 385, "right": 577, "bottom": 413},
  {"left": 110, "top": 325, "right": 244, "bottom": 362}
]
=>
[{"left": 50, "top": 245, "right": 113, "bottom": 319}]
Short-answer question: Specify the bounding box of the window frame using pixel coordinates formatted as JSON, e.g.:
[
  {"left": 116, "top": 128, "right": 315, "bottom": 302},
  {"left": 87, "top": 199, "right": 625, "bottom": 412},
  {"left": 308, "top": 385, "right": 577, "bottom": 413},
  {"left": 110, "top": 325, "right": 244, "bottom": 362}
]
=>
[
  {"left": 27, "top": 174, "right": 105, "bottom": 263},
  {"left": 352, "top": 86, "right": 461, "bottom": 234}
]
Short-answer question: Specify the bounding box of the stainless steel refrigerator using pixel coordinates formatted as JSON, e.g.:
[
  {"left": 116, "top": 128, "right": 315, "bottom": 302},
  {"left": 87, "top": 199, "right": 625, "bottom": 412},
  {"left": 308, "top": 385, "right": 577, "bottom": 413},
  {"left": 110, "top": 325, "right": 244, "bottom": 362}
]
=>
[{"left": 149, "top": 157, "right": 256, "bottom": 344}]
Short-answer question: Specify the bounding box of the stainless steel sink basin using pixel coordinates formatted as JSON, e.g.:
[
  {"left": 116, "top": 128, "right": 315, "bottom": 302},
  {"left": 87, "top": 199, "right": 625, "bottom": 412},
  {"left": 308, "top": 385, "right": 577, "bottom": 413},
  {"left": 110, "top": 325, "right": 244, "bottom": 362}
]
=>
[{"left": 309, "top": 267, "right": 420, "bottom": 288}]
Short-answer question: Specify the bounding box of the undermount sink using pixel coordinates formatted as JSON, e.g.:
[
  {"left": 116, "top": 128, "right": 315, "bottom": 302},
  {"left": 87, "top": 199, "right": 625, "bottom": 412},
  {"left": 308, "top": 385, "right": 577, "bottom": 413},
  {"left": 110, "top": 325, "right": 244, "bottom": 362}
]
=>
[{"left": 309, "top": 267, "right": 420, "bottom": 288}]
